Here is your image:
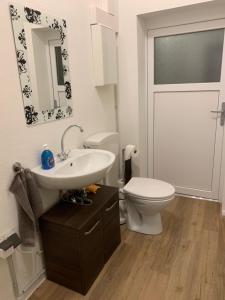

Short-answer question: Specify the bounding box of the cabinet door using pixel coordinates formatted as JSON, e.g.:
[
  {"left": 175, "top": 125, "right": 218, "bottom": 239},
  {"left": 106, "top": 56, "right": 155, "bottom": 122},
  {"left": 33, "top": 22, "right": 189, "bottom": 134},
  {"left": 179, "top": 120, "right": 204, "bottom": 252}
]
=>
[
  {"left": 102, "top": 198, "right": 121, "bottom": 263},
  {"left": 40, "top": 222, "right": 83, "bottom": 293},
  {"left": 91, "top": 24, "right": 117, "bottom": 86},
  {"left": 80, "top": 214, "right": 104, "bottom": 294},
  {"left": 40, "top": 222, "right": 79, "bottom": 267}
]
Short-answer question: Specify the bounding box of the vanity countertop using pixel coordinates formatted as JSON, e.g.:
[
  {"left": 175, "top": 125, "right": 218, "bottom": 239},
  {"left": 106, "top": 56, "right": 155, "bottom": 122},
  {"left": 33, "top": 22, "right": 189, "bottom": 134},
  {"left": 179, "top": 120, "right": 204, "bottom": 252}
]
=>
[{"left": 40, "top": 185, "right": 118, "bottom": 230}]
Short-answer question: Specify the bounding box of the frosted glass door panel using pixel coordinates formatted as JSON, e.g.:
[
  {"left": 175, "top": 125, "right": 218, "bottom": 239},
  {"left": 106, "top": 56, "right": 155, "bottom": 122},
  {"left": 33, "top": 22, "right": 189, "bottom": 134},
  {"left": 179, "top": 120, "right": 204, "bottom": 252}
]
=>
[{"left": 154, "top": 29, "right": 224, "bottom": 84}]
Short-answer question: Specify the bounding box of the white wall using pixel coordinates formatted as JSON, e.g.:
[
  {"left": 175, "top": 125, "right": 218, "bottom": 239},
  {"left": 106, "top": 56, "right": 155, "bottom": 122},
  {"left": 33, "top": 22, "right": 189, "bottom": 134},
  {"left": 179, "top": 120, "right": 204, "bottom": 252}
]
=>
[
  {"left": 118, "top": 0, "right": 214, "bottom": 166},
  {"left": 0, "top": 0, "right": 117, "bottom": 298},
  {"left": 117, "top": 0, "right": 214, "bottom": 176},
  {"left": 118, "top": 0, "right": 225, "bottom": 210},
  {"left": 117, "top": 0, "right": 225, "bottom": 214}
]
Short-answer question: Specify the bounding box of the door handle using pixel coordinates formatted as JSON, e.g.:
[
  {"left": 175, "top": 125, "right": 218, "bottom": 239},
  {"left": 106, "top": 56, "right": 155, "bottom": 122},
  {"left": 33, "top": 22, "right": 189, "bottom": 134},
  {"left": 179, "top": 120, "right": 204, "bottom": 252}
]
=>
[{"left": 211, "top": 102, "right": 225, "bottom": 126}]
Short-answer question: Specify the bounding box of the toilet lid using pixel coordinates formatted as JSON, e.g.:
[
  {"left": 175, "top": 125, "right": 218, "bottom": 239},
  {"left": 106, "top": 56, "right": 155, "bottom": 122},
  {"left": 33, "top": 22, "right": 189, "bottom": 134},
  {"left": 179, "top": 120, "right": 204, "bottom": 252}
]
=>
[{"left": 123, "top": 177, "right": 175, "bottom": 200}]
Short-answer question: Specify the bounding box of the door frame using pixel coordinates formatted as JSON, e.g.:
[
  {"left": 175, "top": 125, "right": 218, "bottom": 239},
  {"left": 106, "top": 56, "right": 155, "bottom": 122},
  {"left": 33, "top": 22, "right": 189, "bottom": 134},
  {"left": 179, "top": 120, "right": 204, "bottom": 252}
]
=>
[{"left": 145, "top": 18, "right": 225, "bottom": 202}]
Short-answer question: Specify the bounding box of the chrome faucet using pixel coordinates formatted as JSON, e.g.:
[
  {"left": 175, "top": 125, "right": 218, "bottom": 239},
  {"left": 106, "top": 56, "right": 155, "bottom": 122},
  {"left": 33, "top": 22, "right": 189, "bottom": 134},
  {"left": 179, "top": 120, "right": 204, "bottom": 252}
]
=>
[{"left": 57, "top": 124, "right": 84, "bottom": 161}]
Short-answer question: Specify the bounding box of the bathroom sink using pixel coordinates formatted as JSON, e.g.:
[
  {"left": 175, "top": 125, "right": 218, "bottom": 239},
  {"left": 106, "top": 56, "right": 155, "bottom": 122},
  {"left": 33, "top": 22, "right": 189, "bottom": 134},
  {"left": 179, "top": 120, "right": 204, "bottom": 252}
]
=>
[{"left": 32, "top": 149, "right": 115, "bottom": 190}]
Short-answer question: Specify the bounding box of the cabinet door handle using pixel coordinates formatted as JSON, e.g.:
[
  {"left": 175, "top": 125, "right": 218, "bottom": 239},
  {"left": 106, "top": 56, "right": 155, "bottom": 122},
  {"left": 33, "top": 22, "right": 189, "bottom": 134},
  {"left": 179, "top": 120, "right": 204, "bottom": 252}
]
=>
[
  {"left": 84, "top": 220, "right": 100, "bottom": 236},
  {"left": 105, "top": 201, "right": 117, "bottom": 212}
]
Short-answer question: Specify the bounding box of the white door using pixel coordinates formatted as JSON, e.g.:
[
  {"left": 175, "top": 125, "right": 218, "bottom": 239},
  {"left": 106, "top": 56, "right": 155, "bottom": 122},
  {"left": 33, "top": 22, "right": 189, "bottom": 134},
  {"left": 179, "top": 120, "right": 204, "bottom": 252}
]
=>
[{"left": 148, "top": 20, "right": 225, "bottom": 200}]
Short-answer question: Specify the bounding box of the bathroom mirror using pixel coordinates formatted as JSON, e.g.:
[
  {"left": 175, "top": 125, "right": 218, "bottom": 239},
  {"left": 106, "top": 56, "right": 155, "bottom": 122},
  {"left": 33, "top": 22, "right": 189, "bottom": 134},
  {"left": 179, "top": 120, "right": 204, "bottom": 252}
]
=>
[{"left": 10, "top": 3, "right": 73, "bottom": 125}]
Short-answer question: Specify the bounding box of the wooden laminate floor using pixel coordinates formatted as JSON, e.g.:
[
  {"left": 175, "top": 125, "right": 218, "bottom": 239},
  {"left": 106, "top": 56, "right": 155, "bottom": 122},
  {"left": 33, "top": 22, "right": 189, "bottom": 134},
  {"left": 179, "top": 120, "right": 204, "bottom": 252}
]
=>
[{"left": 30, "top": 197, "right": 225, "bottom": 300}]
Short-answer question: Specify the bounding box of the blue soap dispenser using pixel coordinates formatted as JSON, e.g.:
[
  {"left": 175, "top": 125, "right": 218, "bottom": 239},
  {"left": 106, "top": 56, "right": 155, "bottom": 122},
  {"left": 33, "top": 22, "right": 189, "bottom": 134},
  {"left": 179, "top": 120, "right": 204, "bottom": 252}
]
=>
[{"left": 41, "top": 144, "right": 55, "bottom": 170}]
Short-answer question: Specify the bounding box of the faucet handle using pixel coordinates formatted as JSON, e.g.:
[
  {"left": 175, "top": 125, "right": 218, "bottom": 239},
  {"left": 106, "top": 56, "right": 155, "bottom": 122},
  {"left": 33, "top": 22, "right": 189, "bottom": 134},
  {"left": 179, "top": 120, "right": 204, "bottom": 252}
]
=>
[
  {"left": 57, "top": 150, "right": 70, "bottom": 161},
  {"left": 56, "top": 152, "right": 64, "bottom": 161},
  {"left": 65, "top": 150, "right": 71, "bottom": 157},
  {"left": 83, "top": 144, "right": 90, "bottom": 149}
]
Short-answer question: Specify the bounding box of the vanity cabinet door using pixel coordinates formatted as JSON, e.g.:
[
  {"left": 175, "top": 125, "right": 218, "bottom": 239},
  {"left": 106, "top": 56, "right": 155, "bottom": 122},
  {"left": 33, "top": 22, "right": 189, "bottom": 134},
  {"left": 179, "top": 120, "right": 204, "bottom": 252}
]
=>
[
  {"left": 39, "top": 222, "right": 83, "bottom": 293},
  {"left": 40, "top": 222, "right": 79, "bottom": 267},
  {"left": 102, "top": 196, "right": 121, "bottom": 263},
  {"left": 79, "top": 214, "right": 104, "bottom": 294}
]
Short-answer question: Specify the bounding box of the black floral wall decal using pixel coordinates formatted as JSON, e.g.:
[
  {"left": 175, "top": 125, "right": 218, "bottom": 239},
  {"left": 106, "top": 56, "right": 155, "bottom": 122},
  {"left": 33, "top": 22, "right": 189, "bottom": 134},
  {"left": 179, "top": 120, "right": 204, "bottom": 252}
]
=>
[
  {"left": 61, "top": 49, "right": 68, "bottom": 60},
  {"left": 49, "top": 19, "right": 66, "bottom": 45},
  {"left": 24, "top": 7, "right": 41, "bottom": 24},
  {"left": 66, "top": 106, "right": 72, "bottom": 116},
  {"left": 62, "top": 19, "right": 67, "bottom": 28},
  {"left": 56, "top": 109, "right": 64, "bottom": 119},
  {"left": 63, "top": 65, "right": 69, "bottom": 75},
  {"left": 48, "top": 109, "right": 54, "bottom": 119},
  {"left": 10, "top": 5, "right": 20, "bottom": 21},
  {"left": 65, "top": 81, "right": 71, "bottom": 99},
  {"left": 49, "top": 19, "right": 61, "bottom": 30},
  {"left": 18, "top": 29, "right": 27, "bottom": 49},
  {"left": 22, "top": 85, "right": 32, "bottom": 98},
  {"left": 24, "top": 105, "right": 38, "bottom": 125},
  {"left": 60, "top": 31, "right": 66, "bottom": 45},
  {"left": 17, "top": 50, "right": 27, "bottom": 73}
]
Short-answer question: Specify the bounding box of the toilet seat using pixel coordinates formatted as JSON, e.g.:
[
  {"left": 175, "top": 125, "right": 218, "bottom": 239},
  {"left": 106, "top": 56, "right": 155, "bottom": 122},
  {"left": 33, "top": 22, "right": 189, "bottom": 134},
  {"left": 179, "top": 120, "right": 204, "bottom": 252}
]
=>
[
  {"left": 123, "top": 177, "right": 175, "bottom": 201},
  {"left": 126, "top": 193, "right": 175, "bottom": 202}
]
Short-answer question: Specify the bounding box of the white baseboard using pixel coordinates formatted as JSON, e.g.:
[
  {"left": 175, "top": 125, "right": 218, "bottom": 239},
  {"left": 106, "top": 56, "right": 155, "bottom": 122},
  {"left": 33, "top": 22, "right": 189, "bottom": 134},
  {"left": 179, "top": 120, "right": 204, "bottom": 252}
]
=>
[
  {"left": 176, "top": 193, "right": 219, "bottom": 202},
  {"left": 17, "top": 272, "right": 46, "bottom": 300}
]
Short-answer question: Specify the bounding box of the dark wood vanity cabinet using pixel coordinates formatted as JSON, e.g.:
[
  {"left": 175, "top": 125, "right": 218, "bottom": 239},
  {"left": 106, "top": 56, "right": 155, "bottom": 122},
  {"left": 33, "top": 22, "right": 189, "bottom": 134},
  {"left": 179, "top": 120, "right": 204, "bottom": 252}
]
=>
[{"left": 39, "top": 185, "right": 121, "bottom": 295}]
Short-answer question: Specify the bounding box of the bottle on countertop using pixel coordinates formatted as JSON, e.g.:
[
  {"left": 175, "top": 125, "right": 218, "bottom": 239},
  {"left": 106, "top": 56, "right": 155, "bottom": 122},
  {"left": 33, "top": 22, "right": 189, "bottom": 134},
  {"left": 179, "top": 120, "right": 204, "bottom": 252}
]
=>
[{"left": 41, "top": 144, "right": 55, "bottom": 170}]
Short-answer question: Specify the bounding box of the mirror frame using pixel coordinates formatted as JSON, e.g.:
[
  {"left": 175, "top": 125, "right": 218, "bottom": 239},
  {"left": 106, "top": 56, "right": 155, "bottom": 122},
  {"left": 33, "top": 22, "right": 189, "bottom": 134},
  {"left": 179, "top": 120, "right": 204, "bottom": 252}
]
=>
[{"left": 10, "top": 3, "right": 73, "bottom": 126}]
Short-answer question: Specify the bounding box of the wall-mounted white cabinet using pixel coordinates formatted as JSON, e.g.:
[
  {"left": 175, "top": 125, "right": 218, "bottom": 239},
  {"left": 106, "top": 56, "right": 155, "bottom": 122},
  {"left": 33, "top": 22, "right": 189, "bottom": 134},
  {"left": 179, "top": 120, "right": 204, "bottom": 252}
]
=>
[
  {"left": 89, "top": 6, "right": 118, "bottom": 31},
  {"left": 91, "top": 24, "right": 117, "bottom": 87},
  {"left": 91, "top": 0, "right": 116, "bottom": 15}
]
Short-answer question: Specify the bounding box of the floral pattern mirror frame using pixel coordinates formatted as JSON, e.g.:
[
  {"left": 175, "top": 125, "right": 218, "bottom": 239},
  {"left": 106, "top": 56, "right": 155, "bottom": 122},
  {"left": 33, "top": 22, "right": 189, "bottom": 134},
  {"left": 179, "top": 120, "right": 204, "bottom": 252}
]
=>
[{"left": 10, "top": 3, "right": 73, "bottom": 126}]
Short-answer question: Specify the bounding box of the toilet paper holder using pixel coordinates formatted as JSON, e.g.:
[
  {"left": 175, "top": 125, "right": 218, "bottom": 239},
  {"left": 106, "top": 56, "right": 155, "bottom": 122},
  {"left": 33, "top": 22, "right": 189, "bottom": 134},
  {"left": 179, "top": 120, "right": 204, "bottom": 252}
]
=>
[{"left": 122, "top": 145, "right": 138, "bottom": 184}]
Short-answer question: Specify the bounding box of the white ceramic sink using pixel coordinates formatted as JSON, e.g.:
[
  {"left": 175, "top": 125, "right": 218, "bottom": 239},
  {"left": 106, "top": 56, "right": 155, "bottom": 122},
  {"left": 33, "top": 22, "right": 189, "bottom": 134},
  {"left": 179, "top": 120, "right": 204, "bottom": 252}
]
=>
[{"left": 32, "top": 149, "right": 115, "bottom": 190}]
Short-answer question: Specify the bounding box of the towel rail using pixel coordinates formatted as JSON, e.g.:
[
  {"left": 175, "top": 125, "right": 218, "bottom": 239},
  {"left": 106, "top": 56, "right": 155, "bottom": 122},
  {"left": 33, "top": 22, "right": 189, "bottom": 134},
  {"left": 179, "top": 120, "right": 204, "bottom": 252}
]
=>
[{"left": 12, "top": 162, "right": 24, "bottom": 173}]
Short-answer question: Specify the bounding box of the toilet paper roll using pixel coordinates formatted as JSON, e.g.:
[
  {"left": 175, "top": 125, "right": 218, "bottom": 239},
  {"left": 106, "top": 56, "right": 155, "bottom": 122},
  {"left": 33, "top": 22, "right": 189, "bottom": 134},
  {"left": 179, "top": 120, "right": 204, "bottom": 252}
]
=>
[{"left": 124, "top": 145, "right": 139, "bottom": 160}]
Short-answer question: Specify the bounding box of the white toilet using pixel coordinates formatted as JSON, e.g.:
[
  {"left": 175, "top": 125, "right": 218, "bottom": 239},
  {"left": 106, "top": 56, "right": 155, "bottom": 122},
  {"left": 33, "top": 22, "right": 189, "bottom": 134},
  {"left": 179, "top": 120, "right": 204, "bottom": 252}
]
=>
[
  {"left": 84, "top": 132, "right": 175, "bottom": 235},
  {"left": 123, "top": 177, "right": 175, "bottom": 234}
]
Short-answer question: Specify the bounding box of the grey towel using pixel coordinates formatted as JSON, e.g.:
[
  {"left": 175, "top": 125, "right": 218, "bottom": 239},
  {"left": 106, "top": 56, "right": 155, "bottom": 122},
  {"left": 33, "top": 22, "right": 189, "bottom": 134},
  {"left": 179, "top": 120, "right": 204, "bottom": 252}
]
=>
[{"left": 9, "top": 168, "right": 43, "bottom": 247}]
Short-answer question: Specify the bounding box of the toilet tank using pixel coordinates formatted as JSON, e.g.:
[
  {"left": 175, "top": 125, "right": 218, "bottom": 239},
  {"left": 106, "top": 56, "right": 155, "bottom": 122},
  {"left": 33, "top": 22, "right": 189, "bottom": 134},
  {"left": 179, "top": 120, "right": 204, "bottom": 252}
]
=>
[{"left": 84, "top": 132, "right": 119, "bottom": 187}]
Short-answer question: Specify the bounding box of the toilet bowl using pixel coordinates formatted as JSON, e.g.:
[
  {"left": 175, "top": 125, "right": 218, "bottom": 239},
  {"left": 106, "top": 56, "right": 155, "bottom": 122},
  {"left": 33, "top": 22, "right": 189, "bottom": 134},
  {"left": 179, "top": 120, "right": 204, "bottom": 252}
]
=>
[
  {"left": 123, "top": 177, "right": 175, "bottom": 235},
  {"left": 84, "top": 132, "right": 175, "bottom": 234}
]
